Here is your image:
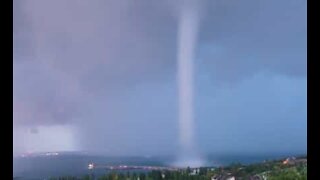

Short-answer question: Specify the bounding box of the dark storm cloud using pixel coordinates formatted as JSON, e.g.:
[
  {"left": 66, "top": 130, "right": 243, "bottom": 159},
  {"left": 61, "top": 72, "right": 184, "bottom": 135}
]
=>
[
  {"left": 13, "top": 0, "right": 306, "bottom": 155},
  {"left": 13, "top": 0, "right": 178, "bottom": 126},
  {"left": 13, "top": 0, "right": 306, "bottom": 126}
]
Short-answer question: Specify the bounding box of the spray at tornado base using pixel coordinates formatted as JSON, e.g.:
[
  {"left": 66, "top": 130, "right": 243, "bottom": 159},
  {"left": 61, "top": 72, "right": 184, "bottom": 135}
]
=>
[{"left": 175, "top": 1, "right": 204, "bottom": 167}]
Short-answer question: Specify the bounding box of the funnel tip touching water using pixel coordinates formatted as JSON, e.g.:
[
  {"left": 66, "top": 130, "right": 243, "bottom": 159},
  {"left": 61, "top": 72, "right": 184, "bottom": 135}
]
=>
[{"left": 176, "top": 0, "right": 203, "bottom": 167}]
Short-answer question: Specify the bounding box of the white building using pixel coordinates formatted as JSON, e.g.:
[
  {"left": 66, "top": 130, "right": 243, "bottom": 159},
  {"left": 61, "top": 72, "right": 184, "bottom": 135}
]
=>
[
  {"left": 226, "top": 176, "right": 235, "bottom": 180},
  {"left": 190, "top": 168, "right": 200, "bottom": 175}
]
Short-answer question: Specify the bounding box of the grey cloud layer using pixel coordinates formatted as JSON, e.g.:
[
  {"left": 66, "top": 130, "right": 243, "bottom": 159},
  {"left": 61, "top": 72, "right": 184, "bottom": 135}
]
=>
[{"left": 13, "top": 0, "right": 306, "bottom": 155}]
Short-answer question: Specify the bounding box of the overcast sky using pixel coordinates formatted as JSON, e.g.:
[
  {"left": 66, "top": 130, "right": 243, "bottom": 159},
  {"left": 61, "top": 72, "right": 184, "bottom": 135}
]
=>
[{"left": 13, "top": 0, "right": 306, "bottom": 157}]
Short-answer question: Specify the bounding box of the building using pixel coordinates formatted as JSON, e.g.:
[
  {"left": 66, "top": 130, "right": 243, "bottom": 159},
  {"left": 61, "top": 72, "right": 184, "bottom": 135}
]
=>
[
  {"left": 190, "top": 168, "right": 200, "bottom": 175},
  {"left": 282, "top": 157, "right": 307, "bottom": 165},
  {"left": 226, "top": 176, "right": 235, "bottom": 180},
  {"left": 211, "top": 174, "right": 235, "bottom": 180}
]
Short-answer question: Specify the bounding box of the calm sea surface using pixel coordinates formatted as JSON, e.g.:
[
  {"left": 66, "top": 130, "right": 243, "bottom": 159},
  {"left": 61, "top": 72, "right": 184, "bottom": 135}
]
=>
[{"left": 13, "top": 152, "right": 300, "bottom": 180}]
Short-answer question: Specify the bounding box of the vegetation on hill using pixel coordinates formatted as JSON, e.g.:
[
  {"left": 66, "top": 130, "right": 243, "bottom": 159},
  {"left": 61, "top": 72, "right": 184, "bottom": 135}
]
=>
[{"left": 48, "top": 156, "right": 307, "bottom": 180}]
